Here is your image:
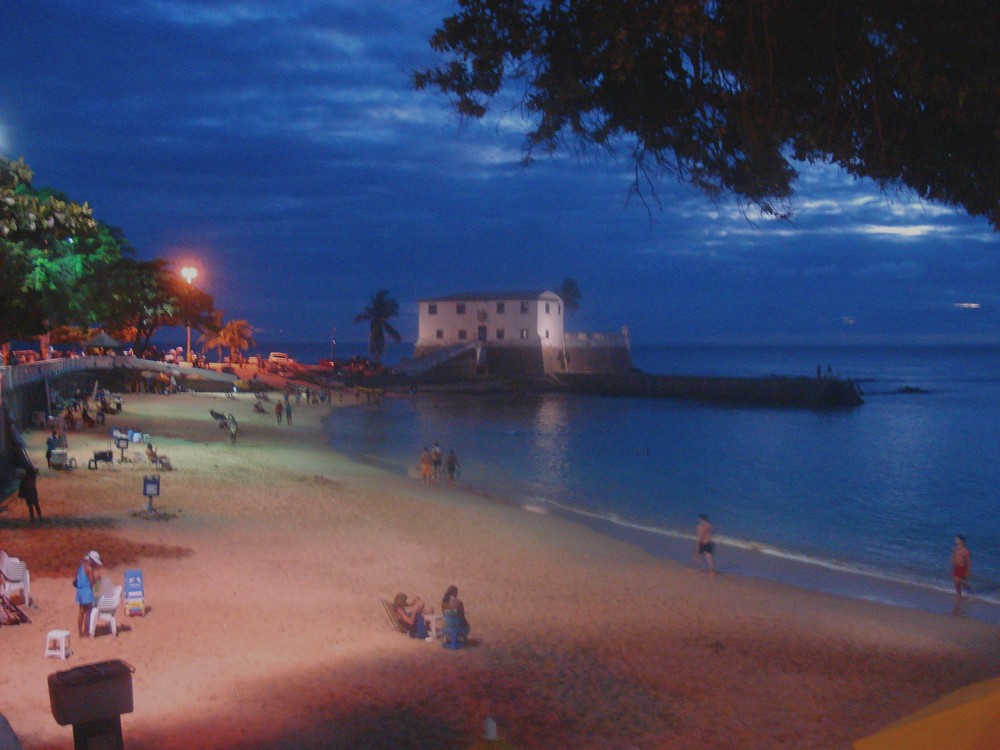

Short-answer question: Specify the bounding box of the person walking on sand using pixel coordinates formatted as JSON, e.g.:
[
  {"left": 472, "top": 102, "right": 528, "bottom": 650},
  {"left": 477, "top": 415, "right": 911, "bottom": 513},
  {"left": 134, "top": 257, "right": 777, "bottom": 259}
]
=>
[
  {"left": 285, "top": 400, "right": 293, "bottom": 426},
  {"left": 228, "top": 415, "right": 238, "bottom": 446},
  {"left": 952, "top": 535, "right": 971, "bottom": 600},
  {"left": 431, "top": 442, "right": 443, "bottom": 482},
  {"left": 18, "top": 466, "right": 42, "bottom": 522},
  {"left": 274, "top": 401, "right": 283, "bottom": 424},
  {"left": 696, "top": 513, "right": 716, "bottom": 577},
  {"left": 45, "top": 429, "right": 59, "bottom": 467},
  {"left": 74, "top": 551, "right": 102, "bottom": 637}
]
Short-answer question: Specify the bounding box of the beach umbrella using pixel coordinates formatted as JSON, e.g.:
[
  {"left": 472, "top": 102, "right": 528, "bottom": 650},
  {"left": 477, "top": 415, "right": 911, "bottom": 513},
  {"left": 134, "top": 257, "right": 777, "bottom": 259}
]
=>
[
  {"left": 853, "top": 675, "right": 1000, "bottom": 750},
  {"left": 83, "top": 331, "right": 122, "bottom": 349}
]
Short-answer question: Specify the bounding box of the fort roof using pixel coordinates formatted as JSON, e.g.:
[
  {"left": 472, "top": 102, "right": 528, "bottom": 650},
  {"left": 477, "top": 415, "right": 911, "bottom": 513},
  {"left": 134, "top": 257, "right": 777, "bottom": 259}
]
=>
[{"left": 419, "top": 290, "right": 561, "bottom": 303}]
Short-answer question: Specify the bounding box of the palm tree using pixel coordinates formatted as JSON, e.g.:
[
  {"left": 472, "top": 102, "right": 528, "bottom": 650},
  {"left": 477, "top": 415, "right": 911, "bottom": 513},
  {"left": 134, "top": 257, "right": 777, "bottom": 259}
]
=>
[
  {"left": 218, "top": 319, "right": 255, "bottom": 364},
  {"left": 556, "top": 278, "right": 582, "bottom": 312},
  {"left": 197, "top": 311, "right": 225, "bottom": 363},
  {"left": 354, "top": 289, "right": 401, "bottom": 364}
]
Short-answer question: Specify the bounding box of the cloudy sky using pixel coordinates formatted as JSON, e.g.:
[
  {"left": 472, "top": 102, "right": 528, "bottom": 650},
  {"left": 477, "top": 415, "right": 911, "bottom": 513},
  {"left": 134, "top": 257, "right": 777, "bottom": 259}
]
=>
[{"left": 2, "top": 1, "right": 998, "bottom": 349}]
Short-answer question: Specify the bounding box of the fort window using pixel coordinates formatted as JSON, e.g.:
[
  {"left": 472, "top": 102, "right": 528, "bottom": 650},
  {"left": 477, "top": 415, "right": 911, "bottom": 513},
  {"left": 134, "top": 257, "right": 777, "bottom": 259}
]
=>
[
  {"left": 496, "top": 329, "right": 505, "bottom": 340},
  {"left": 520, "top": 301, "right": 529, "bottom": 314},
  {"left": 520, "top": 328, "right": 529, "bottom": 339},
  {"left": 428, "top": 303, "right": 437, "bottom": 315},
  {"left": 458, "top": 330, "right": 467, "bottom": 340},
  {"left": 435, "top": 329, "right": 444, "bottom": 339},
  {"left": 496, "top": 302, "right": 505, "bottom": 314},
  {"left": 456, "top": 303, "right": 466, "bottom": 314},
  {"left": 545, "top": 330, "right": 550, "bottom": 339},
  {"left": 545, "top": 302, "right": 550, "bottom": 314},
  {"left": 477, "top": 308, "right": 488, "bottom": 322}
]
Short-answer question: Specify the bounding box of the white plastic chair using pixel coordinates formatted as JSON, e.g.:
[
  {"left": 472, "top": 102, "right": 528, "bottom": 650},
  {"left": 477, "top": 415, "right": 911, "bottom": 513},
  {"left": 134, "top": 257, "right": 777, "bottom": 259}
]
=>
[
  {"left": 89, "top": 585, "right": 122, "bottom": 637},
  {"left": 0, "top": 556, "right": 30, "bottom": 607}
]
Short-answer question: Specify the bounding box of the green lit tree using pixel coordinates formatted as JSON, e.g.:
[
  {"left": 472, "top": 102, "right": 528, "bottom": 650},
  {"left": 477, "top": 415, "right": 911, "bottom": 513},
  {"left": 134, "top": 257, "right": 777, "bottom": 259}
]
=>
[{"left": 354, "top": 289, "right": 402, "bottom": 364}]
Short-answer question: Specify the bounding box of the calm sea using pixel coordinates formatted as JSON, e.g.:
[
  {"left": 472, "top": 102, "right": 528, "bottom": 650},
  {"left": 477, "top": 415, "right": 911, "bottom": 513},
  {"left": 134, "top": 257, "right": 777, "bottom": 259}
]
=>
[{"left": 296, "top": 342, "right": 1000, "bottom": 620}]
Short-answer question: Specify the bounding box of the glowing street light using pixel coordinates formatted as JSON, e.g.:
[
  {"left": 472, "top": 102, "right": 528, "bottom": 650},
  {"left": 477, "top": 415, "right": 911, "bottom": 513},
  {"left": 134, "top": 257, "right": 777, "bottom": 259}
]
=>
[{"left": 180, "top": 266, "right": 198, "bottom": 363}]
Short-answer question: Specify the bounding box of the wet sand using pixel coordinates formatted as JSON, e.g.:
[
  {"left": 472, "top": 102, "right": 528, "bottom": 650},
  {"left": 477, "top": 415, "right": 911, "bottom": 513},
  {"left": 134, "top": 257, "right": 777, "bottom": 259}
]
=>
[{"left": 1, "top": 391, "right": 997, "bottom": 749}]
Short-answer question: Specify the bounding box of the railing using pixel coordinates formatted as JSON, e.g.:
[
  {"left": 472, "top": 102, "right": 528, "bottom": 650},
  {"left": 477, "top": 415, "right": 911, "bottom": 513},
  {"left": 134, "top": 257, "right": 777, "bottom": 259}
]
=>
[
  {"left": 0, "top": 356, "right": 237, "bottom": 388},
  {"left": 564, "top": 330, "right": 631, "bottom": 348}
]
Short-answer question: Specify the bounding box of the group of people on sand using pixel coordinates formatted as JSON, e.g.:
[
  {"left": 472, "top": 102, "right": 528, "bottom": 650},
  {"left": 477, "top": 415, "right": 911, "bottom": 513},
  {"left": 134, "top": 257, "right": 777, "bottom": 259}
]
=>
[
  {"left": 393, "top": 585, "right": 471, "bottom": 641},
  {"left": 419, "top": 442, "right": 459, "bottom": 484}
]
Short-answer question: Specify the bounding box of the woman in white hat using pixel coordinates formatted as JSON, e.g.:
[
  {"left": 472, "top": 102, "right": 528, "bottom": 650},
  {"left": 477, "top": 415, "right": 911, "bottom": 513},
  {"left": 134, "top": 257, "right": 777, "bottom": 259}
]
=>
[{"left": 74, "top": 551, "right": 103, "bottom": 637}]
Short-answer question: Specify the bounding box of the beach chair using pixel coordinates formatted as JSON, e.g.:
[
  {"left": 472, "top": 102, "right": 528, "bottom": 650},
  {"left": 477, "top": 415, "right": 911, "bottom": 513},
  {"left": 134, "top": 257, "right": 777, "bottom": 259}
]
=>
[
  {"left": 382, "top": 599, "right": 409, "bottom": 635},
  {"left": 381, "top": 599, "right": 442, "bottom": 639},
  {"left": 89, "top": 585, "right": 123, "bottom": 637},
  {"left": 0, "top": 554, "right": 30, "bottom": 607},
  {"left": 88, "top": 450, "right": 114, "bottom": 470}
]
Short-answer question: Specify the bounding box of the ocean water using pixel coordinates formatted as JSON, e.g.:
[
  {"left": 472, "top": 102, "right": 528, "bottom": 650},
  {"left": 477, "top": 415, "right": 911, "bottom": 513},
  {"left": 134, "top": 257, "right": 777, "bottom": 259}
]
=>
[{"left": 318, "top": 343, "right": 1000, "bottom": 620}]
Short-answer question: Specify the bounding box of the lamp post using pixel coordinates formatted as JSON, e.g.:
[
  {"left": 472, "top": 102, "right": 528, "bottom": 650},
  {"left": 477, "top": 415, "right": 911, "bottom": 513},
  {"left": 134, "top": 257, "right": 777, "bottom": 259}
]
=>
[{"left": 180, "top": 266, "right": 198, "bottom": 363}]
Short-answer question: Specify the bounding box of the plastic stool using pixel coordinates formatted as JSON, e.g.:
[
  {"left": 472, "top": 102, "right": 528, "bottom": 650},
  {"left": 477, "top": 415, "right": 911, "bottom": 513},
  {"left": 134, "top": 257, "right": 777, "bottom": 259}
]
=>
[{"left": 45, "top": 630, "right": 71, "bottom": 659}]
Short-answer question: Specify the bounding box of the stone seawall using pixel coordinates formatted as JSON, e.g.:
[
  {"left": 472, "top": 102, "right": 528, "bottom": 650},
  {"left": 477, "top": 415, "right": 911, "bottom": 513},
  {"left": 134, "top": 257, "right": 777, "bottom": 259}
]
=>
[{"left": 554, "top": 371, "right": 864, "bottom": 409}]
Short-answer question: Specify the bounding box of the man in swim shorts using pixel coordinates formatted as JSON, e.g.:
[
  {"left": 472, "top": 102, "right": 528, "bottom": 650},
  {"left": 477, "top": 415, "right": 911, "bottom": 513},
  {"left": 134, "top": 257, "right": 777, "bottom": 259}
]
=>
[
  {"left": 952, "top": 535, "right": 971, "bottom": 600},
  {"left": 696, "top": 513, "right": 715, "bottom": 577}
]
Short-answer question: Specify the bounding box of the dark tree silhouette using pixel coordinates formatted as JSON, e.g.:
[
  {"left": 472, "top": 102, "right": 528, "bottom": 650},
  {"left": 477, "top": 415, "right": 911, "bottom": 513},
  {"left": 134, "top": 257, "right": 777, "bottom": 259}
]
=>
[
  {"left": 557, "top": 278, "right": 582, "bottom": 312},
  {"left": 354, "top": 289, "right": 402, "bottom": 364},
  {"left": 415, "top": 1, "right": 1000, "bottom": 229}
]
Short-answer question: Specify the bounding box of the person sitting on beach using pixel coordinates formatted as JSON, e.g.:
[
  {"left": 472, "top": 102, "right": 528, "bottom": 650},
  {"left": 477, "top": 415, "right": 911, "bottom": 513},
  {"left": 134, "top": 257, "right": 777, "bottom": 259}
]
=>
[
  {"left": 441, "top": 584, "right": 471, "bottom": 639},
  {"left": 393, "top": 592, "right": 430, "bottom": 639},
  {"left": 146, "top": 442, "right": 172, "bottom": 470}
]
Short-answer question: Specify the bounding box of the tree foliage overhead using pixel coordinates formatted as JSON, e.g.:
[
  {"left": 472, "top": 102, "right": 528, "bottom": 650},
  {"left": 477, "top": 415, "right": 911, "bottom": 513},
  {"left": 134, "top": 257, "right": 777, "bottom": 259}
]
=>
[{"left": 415, "top": 0, "right": 1000, "bottom": 228}]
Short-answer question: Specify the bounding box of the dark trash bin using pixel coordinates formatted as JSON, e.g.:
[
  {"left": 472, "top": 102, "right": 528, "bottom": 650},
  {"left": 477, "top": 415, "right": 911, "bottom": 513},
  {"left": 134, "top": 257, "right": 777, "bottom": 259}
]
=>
[{"left": 49, "top": 659, "right": 134, "bottom": 750}]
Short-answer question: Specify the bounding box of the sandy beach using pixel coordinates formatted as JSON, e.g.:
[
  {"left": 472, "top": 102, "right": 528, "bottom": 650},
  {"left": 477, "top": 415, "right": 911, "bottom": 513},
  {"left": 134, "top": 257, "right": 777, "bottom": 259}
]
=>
[{"left": 1, "top": 389, "right": 998, "bottom": 750}]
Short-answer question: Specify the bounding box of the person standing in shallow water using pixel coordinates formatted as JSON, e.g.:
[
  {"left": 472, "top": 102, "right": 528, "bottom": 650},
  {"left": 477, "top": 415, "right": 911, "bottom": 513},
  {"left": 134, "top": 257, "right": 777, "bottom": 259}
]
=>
[
  {"left": 445, "top": 449, "right": 459, "bottom": 484},
  {"left": 696, "top": 513, "right": 715, "bottom": 577},
  {"left": 952, "top": 535, "right": 971, "bottom": 600}
]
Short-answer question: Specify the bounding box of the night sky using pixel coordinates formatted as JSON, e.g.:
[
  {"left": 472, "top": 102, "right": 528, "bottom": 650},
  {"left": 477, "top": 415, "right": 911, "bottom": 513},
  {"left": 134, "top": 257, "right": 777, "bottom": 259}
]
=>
[{"left": 3, "top": 1, "right": 998, "bottom": 348}]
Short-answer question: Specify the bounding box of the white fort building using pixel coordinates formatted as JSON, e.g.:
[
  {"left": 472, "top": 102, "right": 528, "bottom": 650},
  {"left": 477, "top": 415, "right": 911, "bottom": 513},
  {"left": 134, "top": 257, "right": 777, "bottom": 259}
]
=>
[{"left": 412, "top": 290, "right": 631, "bottom": 378}]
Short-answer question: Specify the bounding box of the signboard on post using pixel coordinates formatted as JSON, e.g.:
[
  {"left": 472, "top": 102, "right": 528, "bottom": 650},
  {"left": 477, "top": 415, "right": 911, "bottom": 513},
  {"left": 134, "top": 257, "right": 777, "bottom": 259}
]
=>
[
  {"left": 124, "top": 570, "right": 145, "bottom": 617},
  {"left": 142, "top": 474, "right": 160, "bottom": 512}
]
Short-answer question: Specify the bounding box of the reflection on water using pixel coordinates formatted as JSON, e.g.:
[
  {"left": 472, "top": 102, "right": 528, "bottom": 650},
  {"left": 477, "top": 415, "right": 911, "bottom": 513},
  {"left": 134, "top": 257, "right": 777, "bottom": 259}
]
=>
[{"left": 532, "top": 396, "right": 570, "bottom": 487}]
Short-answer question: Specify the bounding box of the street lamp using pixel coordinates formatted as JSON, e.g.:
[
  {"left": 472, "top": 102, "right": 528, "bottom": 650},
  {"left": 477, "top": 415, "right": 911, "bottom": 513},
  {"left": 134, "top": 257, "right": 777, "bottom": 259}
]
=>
[{"left": 180, "top": 266, "right": 198, "bottom": 363}]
